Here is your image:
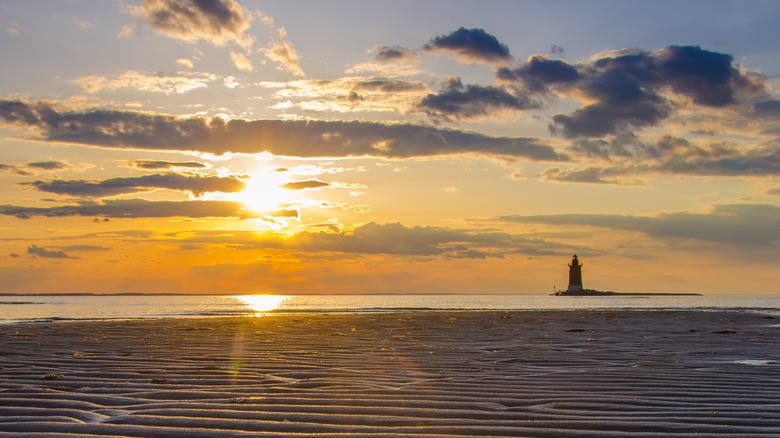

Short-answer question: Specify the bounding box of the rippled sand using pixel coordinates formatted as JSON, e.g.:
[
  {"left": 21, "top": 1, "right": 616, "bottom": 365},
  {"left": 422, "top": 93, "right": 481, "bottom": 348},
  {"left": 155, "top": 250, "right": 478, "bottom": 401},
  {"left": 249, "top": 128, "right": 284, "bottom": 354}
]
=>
[{"left": 1, "top": 310, "right": 778, "bottom": 437}]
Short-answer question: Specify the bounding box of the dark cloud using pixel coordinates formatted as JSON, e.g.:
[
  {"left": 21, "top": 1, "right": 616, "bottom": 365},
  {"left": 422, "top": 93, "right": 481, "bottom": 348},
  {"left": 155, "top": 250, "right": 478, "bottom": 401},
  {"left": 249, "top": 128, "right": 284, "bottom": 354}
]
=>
[
  {"left": 0, "top": 100, "right": 564, "bottom": 161},
  {"left": 496, "top": 55, "right": 581, "bottom": 92},
  {"left": 568, "top": 133, "right": 733, "bottom": 162},
  {"left": 353, "top": 79, "right": 426, "bottom": 93},
  {"left": 423, "top": 27, "right": 511, "bottom": 64},
  {"left": 1, "top": 163, "right": 35, "bottom": 176},
  {"left": 373, "top": 45, "right": 417, "bottom": 63},
  {"left": 21, "top": 173, "right": 245, "bottom": 198},
  {"left": 0, "top": 198, "right": 298, "bottom": 220},
  {"left": 127, "top": 0, "right": 252, "bottom": 48},
  {"left": 417, "top": 77, "right": 539, "bottom": 120},
  {"left": 654, "top": 45, "right": 755, "bottom": 107},
  {"left": 497, "top": 204, "right": 780, "bottom": 247},
  {"left": 550, "top": 45, "right": 564, "bottom": 56},
  {"left": 550, "top": 69, "right": 671, "bottom": 138},
  {"left": 27, "top": 245, "right": 75, "bottom": 259},
  {"left": 281, "top": 179, "right": 329, "bottom": 190},
  {"left": 541, "top": 166, "right": 616, "bottom": 184},
  {"left": 128, "top": 160, "right": 207, "bottom": 169},
  {"left": 26, "top": 160, "right": 68, "bottom": 170},
  {"left": 496, "top": 46, "right": 764, "bottom": 138}
]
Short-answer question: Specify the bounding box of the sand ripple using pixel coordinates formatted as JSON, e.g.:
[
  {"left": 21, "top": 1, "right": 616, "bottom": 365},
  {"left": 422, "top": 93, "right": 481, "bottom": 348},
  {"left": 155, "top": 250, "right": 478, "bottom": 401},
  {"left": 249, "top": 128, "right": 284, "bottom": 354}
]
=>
[{"left": 1, "top": 310, "right": 778, "bottom": 437}]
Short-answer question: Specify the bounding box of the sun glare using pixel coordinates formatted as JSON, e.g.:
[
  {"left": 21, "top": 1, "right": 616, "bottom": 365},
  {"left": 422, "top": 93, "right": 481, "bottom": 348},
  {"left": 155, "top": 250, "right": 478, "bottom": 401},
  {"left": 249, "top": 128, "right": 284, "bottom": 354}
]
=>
[
  {"left": 239, "top": 171, "right": 292, "bottom": 212},
  {"left": 234, "top": 295, "right": 290, "bottom": 313}
]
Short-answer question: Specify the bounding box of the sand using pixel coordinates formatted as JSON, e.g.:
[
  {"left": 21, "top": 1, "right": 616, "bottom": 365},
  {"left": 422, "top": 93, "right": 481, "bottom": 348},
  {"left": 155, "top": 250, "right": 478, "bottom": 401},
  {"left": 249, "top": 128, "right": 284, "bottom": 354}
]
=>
[{"left": 0, "top": 310, "right": 778, "bottom": 437}]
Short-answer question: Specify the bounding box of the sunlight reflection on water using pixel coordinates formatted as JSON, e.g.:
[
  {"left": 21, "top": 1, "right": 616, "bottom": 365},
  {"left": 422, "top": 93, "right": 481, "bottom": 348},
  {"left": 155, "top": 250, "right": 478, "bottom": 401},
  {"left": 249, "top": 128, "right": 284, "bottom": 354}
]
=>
[{"left": 232, "top": 295, "right": 291, "bottom": 313}]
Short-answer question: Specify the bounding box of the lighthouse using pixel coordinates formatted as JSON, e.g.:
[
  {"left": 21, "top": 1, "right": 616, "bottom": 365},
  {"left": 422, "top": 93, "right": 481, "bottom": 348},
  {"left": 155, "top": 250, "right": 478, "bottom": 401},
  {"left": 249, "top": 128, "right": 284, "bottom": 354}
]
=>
[{"left": 567, "top": 254, "right": 583, "bottom": 292}]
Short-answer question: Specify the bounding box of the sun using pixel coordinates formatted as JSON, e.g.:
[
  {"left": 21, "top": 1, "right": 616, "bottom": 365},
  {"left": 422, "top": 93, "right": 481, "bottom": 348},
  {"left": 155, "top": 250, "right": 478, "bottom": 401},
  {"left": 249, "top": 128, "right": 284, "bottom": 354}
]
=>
[{"left": 238, "top": 170, "right": 292, "bottom": 213}]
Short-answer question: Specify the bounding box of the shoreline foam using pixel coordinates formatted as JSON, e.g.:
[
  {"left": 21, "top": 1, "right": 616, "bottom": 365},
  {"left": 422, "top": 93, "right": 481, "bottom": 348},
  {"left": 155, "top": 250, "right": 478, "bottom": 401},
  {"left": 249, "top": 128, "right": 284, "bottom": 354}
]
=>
[{"left": 1, "top": 310, "right": 778, "bottom": 437}]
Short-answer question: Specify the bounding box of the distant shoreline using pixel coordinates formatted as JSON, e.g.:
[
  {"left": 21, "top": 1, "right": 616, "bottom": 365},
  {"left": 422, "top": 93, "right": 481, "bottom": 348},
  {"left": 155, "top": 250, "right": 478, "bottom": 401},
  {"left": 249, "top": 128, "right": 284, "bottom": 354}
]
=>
[
  {"left": 555, "top": 289, "right": 702, "bottom": 296},
  {"left": 0, "top": 292, "right": 706, "bottom": 296}
]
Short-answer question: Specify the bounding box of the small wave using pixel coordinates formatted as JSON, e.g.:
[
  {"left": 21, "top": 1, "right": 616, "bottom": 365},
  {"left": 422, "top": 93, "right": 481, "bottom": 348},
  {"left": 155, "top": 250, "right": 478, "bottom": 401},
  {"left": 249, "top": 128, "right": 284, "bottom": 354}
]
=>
[{"left": 0, "top": 301, "right": 39, "bottom": 305}]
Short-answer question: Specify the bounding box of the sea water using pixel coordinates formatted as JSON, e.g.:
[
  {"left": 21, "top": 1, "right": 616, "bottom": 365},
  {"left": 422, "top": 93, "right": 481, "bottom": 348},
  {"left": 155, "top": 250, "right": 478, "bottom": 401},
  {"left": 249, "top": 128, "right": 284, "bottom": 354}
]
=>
[{"left": 1, "top": 294, "right": 779, "bottom": 324}]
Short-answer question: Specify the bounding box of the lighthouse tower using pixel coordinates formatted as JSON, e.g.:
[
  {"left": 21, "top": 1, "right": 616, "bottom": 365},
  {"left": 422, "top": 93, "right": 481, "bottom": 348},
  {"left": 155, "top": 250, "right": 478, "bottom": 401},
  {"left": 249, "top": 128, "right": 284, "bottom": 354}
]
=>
[{"left": 567, "top": 254, "right": 583, "bottom": 292}]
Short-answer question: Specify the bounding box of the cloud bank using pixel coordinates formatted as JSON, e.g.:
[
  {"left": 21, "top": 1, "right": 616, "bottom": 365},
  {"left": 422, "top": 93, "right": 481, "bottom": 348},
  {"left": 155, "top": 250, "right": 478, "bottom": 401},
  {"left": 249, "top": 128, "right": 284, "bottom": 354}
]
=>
[
  {"left": 22, "top": 173, "right": 246, "bottom": 198},
  {"left": 0, "top": 198, "right": 298, "bottom": 220},
  {"left": 0, "top": 100, "right": 563, "bottom": 161},
  {"left": 497, "top": 204, "right": 780, "bottom": 248},
  {"left": 172, "top": 222, "right": 567, "bottom": 259}
]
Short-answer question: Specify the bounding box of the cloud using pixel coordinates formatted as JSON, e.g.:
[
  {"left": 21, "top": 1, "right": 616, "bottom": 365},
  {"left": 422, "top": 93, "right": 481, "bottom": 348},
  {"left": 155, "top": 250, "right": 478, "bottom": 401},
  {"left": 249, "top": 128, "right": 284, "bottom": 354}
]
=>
[
  {"left": 261, "top": 41, "right": 304, "bottom": 77},
  {"left": 372, "top": 45, "right": 418, "bottom": 63},
  {"left": 417, "top": 77, "right": 539, "bottom": 120},
  {"left": 287, "top": 222, "right": 511, "bottom": 257},
  {"left": 541, "top": 166, "right": 617, "bottom": 184},
  {"left": 0, "top": 198, "right": 297, "bottom": 220},
  {"left": 125, "top": 0, "right": 253, "bottom": 49},
  {"left": 557, "top": 46, "right": 764, "bottom": 137},
  {"left": 353, "top": 79, "right": 426, "bottom": 94},
  {"left": 73, "top": 70, "right": 216, "bottom": 95},
  {"left": 550, "top": 73, "right": 671, "bottom": 138},
  {"left": 496, "top": 54, "right": 581, "bottom": 93},
  {"left": 21, "top": 173, "right": 246, "bottom": 197},
  {"left": 0, "top": 100, "right": 564, "bottom": 161},
  {"left": 255, "top": 10, "right": 286, "bottom": 38},
  {"left": 173, "top": 222, "right": 564, "bottom": 258},
  {"left": 423, "top": 27, "right": 511, "bottom": 64},
  {"left": 281, "top": 179, "right": 329, "bottom": 190},
  {"left": 230, "top": 51, "right": 254, "bottom": 72},
  {"left": 546, "top": 134, "right": 780, "bottom": 183},
  {"left": 261, "top": 76, "right": 428, "bottom": 114},
  {"left": 177, "top": 58, "right": 194, "bottom": 69},
  {"left": 58, "top": 245, "right": 111, "bottom": 251},
  {"left": 73, "top": 18, "right": 93, "bottom": 28},
  {"left": 26, "top": 160, "right": 69, "bottom": 170},
  {"left": 0, "top": 163, "right": 30, "bottom": 176},
  {"left": 127, "top": 160, "right": 207, "bottom": 169},
  {"left": 1, "top": 161, "right": 69, "bottom": 175},
  {"left": 497, "top": 204, "right": 780, "bottom": 247},
  {"left": 497, "top": 46, "right": 765, "bottom": 138},
  {"left": 27, "top": 245, "right": 75, "bottom": 259}
]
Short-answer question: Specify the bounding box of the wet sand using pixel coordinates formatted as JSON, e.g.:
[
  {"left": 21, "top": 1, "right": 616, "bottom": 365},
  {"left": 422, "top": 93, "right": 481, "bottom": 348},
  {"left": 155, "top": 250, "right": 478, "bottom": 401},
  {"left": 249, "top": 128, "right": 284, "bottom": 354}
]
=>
[{"left": 1, "top": 310, "right": 778, "bottom": 437}]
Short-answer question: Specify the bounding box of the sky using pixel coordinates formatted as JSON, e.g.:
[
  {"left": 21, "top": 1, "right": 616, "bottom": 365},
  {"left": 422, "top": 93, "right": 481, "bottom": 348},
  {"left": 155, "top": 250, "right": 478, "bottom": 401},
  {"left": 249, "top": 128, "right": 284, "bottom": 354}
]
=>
[{"left": 1, "top": 0, "right": 779, "bottom": 295}]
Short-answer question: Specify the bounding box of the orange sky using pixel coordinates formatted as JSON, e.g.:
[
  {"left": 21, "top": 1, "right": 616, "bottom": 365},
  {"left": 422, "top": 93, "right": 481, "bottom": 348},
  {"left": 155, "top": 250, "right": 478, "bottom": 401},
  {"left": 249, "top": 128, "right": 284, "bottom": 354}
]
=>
[{"left": 1, "top": 0, "right": 779, "bottom": 294}]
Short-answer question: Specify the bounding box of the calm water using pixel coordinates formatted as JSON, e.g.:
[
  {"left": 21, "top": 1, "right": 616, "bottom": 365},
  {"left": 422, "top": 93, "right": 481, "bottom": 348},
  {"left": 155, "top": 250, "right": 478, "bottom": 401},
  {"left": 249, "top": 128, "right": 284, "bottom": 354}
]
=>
[{"left": 1, "top": 294, "right": 778, "bottom": 324}]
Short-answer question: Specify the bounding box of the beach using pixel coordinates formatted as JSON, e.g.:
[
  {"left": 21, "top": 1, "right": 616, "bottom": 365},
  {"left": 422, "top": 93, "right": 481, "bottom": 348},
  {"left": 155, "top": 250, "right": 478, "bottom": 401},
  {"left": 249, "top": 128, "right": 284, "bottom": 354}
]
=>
[{"left": 1, "top": 310, "right": 778, "bottom": 437}]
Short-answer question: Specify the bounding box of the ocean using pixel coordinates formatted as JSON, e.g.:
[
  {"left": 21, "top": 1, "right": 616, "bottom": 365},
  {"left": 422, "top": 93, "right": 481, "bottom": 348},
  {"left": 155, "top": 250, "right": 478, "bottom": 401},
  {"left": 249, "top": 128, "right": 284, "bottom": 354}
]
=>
[{"left": 1, "top": 294, "right": 778, "bottom": 324}]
